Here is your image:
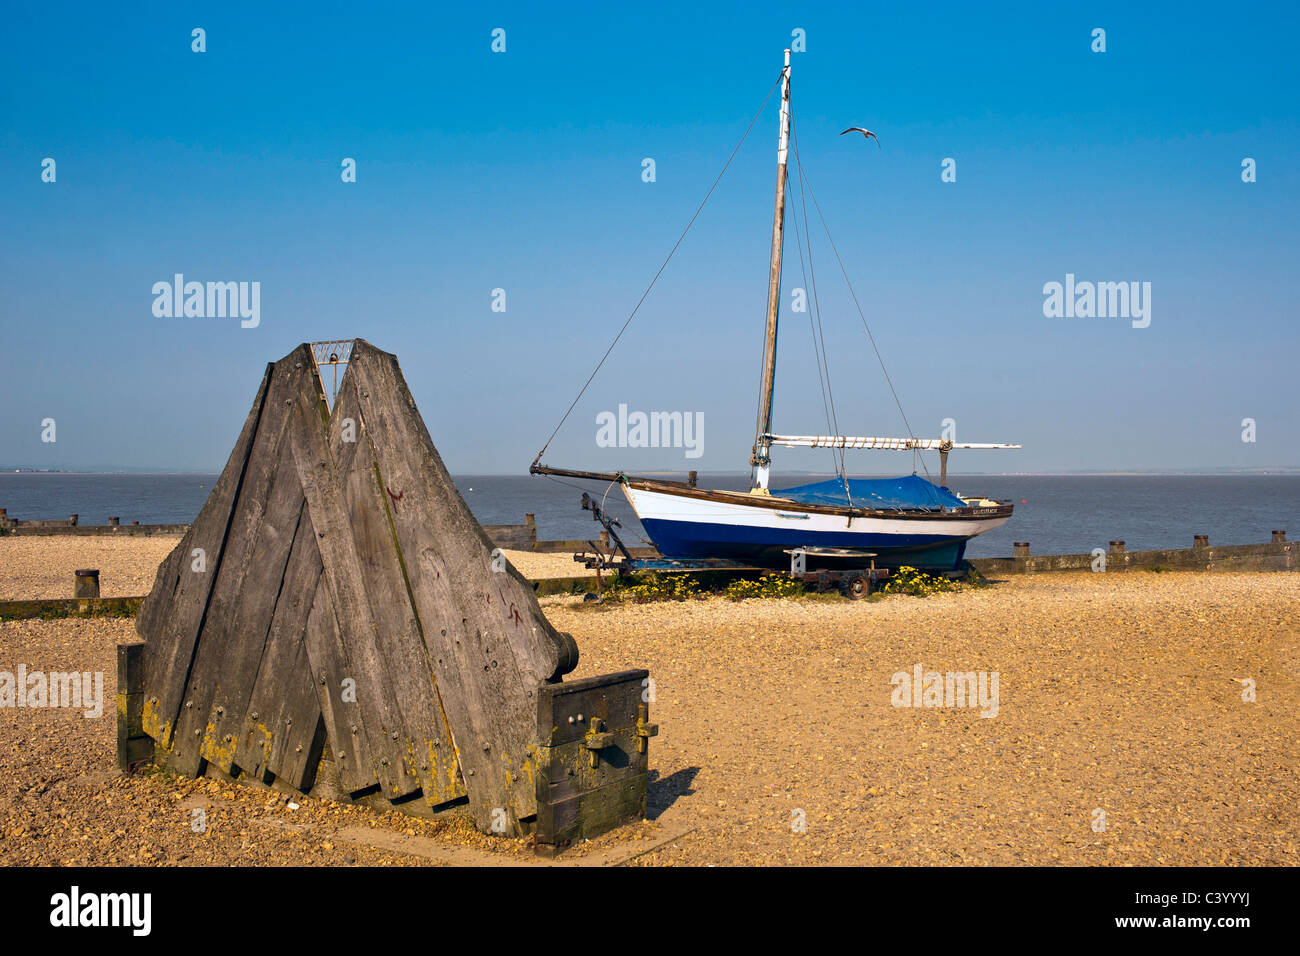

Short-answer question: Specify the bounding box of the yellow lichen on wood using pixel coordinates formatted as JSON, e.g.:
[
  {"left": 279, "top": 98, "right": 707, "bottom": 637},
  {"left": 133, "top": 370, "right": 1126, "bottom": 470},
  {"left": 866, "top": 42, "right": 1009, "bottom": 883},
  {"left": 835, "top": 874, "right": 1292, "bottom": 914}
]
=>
[{"left": 140, "top": 696, "right": 173, "bottom": 750}]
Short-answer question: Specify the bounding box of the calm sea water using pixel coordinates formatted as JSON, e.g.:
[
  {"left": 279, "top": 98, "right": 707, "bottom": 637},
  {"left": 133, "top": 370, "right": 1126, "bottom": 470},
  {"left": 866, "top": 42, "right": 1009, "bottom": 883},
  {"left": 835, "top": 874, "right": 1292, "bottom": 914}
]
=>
[{"left": 1, "top": 472, "right": 1296, "bottom": 558}]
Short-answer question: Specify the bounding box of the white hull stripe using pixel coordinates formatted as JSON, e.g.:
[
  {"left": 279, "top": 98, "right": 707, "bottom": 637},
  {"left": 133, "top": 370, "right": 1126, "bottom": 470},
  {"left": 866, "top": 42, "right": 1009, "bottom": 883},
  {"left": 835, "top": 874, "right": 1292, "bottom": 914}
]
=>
[{"left": 623, "top": 487, "right": 1008, "bottom": 539}]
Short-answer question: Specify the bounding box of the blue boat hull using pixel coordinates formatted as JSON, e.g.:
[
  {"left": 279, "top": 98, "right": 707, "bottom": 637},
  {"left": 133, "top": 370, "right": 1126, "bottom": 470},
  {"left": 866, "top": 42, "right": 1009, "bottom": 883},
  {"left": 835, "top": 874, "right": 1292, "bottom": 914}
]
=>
[{"left": 641, "top": 516, "right": 969, "bottom": 570}]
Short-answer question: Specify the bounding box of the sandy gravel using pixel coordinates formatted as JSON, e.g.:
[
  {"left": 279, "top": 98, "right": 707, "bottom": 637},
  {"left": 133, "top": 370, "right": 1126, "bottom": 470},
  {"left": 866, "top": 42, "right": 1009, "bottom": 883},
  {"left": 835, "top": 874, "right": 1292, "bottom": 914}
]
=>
[
  {"left": 0, "top": 539, "right": 585, "bottom": 599},
  {"left": 1, "top": 536, "right": 1295, "bottom": 865},
  {"left": 0, "top": 536, "right": 182, "bottom": 600},
  {"left": 498, "top": 549, "right": 595, "bottom": 581},
  {"left": 550, "top": 570, "right": 1299, "bottom": 865}
]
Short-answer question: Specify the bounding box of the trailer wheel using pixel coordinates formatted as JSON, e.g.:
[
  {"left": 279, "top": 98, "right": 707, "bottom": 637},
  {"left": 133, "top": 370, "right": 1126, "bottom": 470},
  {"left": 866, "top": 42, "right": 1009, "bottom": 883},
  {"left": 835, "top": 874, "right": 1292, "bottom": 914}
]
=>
[{"left": 842, "top": 574, "right": 868, "bottom": 600}]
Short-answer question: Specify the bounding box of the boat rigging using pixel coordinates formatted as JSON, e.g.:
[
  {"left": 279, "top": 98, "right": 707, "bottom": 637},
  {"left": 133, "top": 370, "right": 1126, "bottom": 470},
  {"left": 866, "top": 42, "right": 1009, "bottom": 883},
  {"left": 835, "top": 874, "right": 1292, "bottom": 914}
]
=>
[{"left": 530, "top": 49, "right": 1020, "bottom": 569}]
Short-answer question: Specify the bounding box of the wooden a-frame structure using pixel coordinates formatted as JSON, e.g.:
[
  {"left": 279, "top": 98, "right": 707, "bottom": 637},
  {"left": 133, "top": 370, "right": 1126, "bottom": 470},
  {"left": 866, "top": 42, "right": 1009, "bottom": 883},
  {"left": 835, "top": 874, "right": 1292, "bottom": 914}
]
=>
[{"left": 119, "top": 340, "right": 654, "bottom": 849}]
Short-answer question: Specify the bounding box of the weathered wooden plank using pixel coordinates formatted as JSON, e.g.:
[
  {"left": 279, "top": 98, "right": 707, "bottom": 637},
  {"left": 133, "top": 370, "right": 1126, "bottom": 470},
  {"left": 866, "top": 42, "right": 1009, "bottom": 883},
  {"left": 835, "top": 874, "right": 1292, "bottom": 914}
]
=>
[
  {"left": 329, "top": 382, "right": 466, "bottom": 806},
  {"left": 168, "top": 353, "right": 312, "bottom": 775},
  {"left": 301, "top": 581, "right": 377, "bottom": 794},
  {"left": 135, "top": 539, "right": 185, "bottom": 641},
  {"left": 343, "top": 340, "right": 577, "bottom": 831},
  {"left": 289, "top": 382, "right": 418, "bottom": 800},
  {"left": 116, "top": 642, "right": 150, "bottom": 772},
  {"left": 234, "top": 497, "right": 328, "bottom": 789},
  {"left": 198, "top": 437, "right": 314, "bottom": 776},
  {"left": 139, "top": 364, "right": 272, "bottom": 752}
]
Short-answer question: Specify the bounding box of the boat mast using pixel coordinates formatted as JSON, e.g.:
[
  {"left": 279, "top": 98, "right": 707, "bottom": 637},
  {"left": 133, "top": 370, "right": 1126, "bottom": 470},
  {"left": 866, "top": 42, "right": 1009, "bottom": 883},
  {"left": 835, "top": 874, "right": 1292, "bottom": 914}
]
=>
[{"left": 750, "top": 49, "right": 792, "bottom": 493}]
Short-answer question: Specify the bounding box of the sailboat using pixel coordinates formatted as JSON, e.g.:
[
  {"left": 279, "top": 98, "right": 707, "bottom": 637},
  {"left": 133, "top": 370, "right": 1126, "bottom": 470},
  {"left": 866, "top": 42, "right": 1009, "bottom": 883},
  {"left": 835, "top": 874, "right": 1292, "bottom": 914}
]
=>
[{"left": 531, "top": 50, "right": 1018, "bottom": 570}]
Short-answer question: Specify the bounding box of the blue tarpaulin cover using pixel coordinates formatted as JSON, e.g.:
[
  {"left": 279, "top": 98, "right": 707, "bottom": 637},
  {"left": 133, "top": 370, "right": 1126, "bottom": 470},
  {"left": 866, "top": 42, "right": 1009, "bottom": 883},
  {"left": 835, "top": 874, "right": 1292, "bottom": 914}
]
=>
[{"left": 775, "top": 475, "right": 965, "bottom": 510}]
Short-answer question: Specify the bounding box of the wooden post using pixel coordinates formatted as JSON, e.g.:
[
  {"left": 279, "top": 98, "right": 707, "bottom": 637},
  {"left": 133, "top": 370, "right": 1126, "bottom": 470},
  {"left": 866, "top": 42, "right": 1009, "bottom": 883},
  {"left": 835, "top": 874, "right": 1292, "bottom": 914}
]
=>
[
  {"left": 116, "top": 643, "right": 153, "bottom": 771},
  {"left": 74, "top": 568, "right": 100, "bottom": 598}
]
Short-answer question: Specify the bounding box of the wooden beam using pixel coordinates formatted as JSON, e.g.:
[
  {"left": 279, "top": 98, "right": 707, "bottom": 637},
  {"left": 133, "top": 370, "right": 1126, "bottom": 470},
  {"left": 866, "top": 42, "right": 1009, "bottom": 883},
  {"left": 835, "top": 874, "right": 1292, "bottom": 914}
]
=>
[
  {"left": 139, "top": 364, "right": 272, "bottom": 754},
  {"left": 344, "top": 340, "right": 577, "bottom": 832}
]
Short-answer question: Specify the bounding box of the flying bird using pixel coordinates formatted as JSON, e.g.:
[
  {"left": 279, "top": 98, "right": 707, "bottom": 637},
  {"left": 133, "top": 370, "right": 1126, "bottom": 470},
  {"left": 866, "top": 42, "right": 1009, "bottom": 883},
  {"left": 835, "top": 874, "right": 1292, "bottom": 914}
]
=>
[{"left": 840, "top": 127, "right": 880, "bottom": 147}]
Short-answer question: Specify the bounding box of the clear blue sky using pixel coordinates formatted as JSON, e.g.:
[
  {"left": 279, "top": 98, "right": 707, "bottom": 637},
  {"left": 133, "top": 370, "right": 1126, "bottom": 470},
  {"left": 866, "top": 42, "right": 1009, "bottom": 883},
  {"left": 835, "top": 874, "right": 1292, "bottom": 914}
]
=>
[{"left": 2, "top": 1, "right": 1296, "bottom": 474}]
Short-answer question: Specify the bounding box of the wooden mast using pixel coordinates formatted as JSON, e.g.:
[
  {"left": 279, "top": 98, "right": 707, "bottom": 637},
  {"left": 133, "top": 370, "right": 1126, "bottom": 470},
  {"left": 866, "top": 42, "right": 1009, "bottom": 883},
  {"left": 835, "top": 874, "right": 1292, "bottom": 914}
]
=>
[{"left": 750, "top": 48, "right": 792, "bottom": 493}]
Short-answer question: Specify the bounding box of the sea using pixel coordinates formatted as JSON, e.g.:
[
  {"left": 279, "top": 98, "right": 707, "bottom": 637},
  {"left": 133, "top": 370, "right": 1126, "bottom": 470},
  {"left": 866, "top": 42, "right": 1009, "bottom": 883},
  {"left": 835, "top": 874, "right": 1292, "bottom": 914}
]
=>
[{"left": 2, "top": 472, "right": 1298, "bottom": 559}]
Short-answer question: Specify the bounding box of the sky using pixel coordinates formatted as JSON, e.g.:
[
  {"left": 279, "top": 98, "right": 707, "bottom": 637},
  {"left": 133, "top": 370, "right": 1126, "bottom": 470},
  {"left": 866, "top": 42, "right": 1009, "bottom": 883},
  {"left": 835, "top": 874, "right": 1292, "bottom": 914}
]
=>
[{"left": 2, "top": 0, "right": 1297, "bottom": 475}]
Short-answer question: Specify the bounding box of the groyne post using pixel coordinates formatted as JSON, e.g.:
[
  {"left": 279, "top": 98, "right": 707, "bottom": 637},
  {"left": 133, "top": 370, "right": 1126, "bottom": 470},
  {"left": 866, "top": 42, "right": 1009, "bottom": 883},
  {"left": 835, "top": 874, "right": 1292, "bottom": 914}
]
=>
[
  {"left": 1013, "top": 541, "right": 1031, "bottom": 570},
  {"left": 74, "top": 568, "right": 101, "bottom": 599}
]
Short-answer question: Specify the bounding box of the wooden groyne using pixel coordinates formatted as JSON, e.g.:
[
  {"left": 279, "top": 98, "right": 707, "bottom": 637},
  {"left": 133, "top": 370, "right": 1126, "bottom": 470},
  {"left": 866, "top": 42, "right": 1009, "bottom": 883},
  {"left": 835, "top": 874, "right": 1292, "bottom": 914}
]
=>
[
  {"left": 2, "top": 506, "right": 625, "bottom": 553},
  {"left": 1, "top": 531, "right": 1293, "bottom": 622},
  {"left": 0, "top": 510, "right": 188, "bottom": 536},
  {"left": 0, "top": 595, "right": 143, "bottom": 621},
  {"left": 970, "top": 532, "right": 1295, "bottom": 575}
]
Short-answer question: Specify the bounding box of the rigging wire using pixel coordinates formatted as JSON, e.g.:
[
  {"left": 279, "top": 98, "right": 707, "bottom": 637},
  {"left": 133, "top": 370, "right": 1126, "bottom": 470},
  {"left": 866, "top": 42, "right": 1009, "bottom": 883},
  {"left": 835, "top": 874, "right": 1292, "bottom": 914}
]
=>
[
  {"left": 796, "top": 159, "right": 939, "bottom": 491},
  {"left": 785, "top": 141, "right": 838, "bottom": 479},
  {"left": 789, "top": 111, "right": 852, "bottom": 502},
  {"left": 533, "top": 69, "right": 787, "bottom": 465},
  {"left": 541, "top": 474, "right": 657, "bottom": 548}
]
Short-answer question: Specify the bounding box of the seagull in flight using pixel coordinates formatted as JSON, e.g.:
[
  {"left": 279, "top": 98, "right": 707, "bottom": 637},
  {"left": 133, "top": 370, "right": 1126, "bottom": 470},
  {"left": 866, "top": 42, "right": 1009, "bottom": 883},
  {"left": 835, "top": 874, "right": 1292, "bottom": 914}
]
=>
[{"left": 840, "top": 127, "right": 880, "bottom": 147}]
